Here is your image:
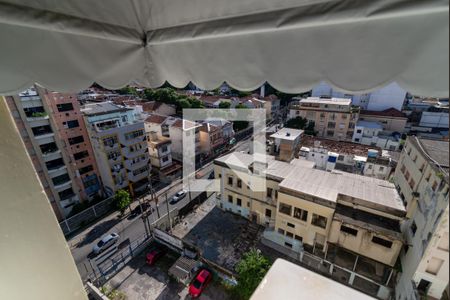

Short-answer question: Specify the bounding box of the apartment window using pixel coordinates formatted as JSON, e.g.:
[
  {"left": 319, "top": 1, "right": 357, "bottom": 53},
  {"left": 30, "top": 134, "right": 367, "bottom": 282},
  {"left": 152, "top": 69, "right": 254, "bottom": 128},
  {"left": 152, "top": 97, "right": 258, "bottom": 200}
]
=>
[
  {"left": 287, "top": 222, "right": 295, "bottom": 228},
  {"left": 107, "top": 150, "right": 120, "bottom": 160},
  {"left": 237, "top": 179, "right": 242, "bottom": 188},
  {"left": 286, "top": 231, "right": 294, "bottom": 238},
  {"left": 278, "top": 203, "right": 292, "bottom": 215},
  {"left": 372, "top": 236, "right": 393, "bottom": 248},
  {"left": 132, "top": 165, "right": 149, "bottom": 176},
  {"left": 356, "top": 129, "right": 362, "bottom": 134},
  {"left": 58, "top": 187, "right": 75, "bottom": 200},
  {"left": 31, "top": 125, "right": 52, "bottom": 136},
  {"left": 83, "top": 176, "right": 98, "bottom": 189},
  {"left": 102, "top": 136, "right": 118, "bottom": 147},
  {"left": 78, "top": 165, "right": 93, "bottom": 175},
  {"left": 162, "top": 156, "right": 169, "bottom": 162},
  {"left": 409, "top": 178, "right": 416, "bottom": 189},
  {"left": 228, "top": 176, "right": 233, "bottom": 186},
  {"left": 63, "top": 119, "right": 79, "bottom": 129},
  {"left": 267, "top": 187, "right": 273, "bottom": 198},
  {"left": 40, "top": 142, "right": 58, "bottom": 154},
  {"left": 237, "top": 198, "right": 242, "bottom": 207},
  {"left": 412, "top": 155, "right": 417, "bottom": 162},
  {"left": 338, "top": 155, "right": 344, "bottom": 161},
  {"left": 277, "top": 228, "right": 285, "bottom": 235},
  {"left": 284, "top": 242, "right": 293, "bottom": 248},
  {"left": 228, "top": 195, "right": 233, "bottom": 203},
  {"left": 45, "top": 158, "right": 64, "bottom": 170},
  {"left": 68, "top": 135, "right": 84, "bottom": 145},
  {"left": 425, "top": 257, "right": 444, "bottom": 275},
  {"left": 73, "top": 150, "right": 89, "bottom": 160},
  {"left": 293, "top": 207, "right": 308, "bottom": 221},
  {"left": 327, "top": 122, "right": 336, "bottom": 129},
  {"left": 419, "top": 163, "right": 425, "bottom": 172},
  {"left": 326, "top": 130, "right": 334, "bottom": 137},
  {"left": 404, "top": 170, "right": 410, "bottom": 181},
  {"left": 265, "top": 209, "right": 272, "bottom": 218},
  {"left": 432, "top": 181, "right": 438, "bottom": 191},
  {"left": 52, "top": 173, "right": 70, "bottom": 186},
  {"left": 56, "top": 102, "right": 74, "bottom": 112},
  {"left": 425, "top": 172, "right": 431, "bottom": 182},
  {"left": 124, "top": 129, "right": 144, "bottom": 140},
  {"left": 161, "top": 145, "right": 168, "bottom": 152},
  {"left": 411, "top": 221, "right": 417, "bottom": 236},
  {"left": 417, "top": 280, "right": 431, "bottom": 294},
  {"left": 340, "top": 225, "right": 358, "bottom": 236},
  {"left": 311, "top": 213, "right": 327, "bottom": 229},
  {"left": 294, "top": 235, "right": 303, "bottom": 242},
  {"left": 400, "top": 164, "right": 406, "bottom": 174},
  {"left": 379, "top": 166, "right": 384, "bottom": 171}
]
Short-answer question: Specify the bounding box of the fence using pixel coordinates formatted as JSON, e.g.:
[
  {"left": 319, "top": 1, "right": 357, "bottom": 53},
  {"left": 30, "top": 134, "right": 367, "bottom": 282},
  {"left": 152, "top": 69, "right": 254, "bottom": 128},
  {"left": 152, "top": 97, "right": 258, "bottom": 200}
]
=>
[{"left": 59, "top": 196, "right": 115, "bottom": 236}]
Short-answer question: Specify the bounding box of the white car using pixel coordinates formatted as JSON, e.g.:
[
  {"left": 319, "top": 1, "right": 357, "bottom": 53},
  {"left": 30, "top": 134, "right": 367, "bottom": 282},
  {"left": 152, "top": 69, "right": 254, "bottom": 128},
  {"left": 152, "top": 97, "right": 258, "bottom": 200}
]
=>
[
  {"left": 93, "top": 232, "right": 119, "bottom": 254},
  {"left": 169, "top": 190, "right": 187, "bottom": 205}
]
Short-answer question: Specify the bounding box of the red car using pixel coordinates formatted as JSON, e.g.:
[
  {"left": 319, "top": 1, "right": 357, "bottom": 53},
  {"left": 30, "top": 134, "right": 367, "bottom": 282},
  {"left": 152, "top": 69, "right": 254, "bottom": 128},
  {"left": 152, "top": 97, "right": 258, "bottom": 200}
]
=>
[
  {"left": 146, "top": 247, "right": 165, "bottom": 265},
  {"left": 188, "top": 269, "right": 212, "bottom": 298}
]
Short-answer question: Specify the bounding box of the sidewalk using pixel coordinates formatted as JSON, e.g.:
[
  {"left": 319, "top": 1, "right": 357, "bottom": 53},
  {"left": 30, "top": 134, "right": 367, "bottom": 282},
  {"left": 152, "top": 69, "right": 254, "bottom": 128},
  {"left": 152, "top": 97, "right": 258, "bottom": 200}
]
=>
[{"left": 67, "top": 178, "right": 183, "bottom": 249}]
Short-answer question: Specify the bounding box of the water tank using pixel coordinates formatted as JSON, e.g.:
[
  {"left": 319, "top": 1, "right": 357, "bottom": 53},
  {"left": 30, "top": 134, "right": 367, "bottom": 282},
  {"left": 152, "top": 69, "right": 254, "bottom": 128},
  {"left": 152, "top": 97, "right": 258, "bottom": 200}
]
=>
[{"left": 368, "top": 149, "right": 378, "bottom": 158}]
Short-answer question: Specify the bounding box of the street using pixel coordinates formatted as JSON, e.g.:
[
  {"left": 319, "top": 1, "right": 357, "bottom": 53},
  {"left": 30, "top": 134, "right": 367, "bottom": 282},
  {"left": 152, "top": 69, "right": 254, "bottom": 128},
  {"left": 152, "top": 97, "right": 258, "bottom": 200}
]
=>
[{"left": 69, "top": 136, "right": 252, "bottom": 281}]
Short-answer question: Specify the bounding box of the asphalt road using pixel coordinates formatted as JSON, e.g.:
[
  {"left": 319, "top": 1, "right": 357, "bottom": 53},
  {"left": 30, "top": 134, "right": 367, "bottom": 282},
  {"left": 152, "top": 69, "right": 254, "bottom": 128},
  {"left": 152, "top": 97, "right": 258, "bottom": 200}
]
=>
[{"left": 69, "top": 137, "right": 251, "bottom": 281}]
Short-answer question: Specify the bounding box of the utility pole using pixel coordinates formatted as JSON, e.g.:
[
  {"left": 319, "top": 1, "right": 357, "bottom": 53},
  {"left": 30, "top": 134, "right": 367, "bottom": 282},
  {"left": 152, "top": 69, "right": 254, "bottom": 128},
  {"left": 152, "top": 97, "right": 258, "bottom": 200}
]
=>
[
  {"left": 165, "top": 193, "right": 171, "bottom": 231},
  {"left": 138, "top": 197, "right": 149, "bottom": 238}
]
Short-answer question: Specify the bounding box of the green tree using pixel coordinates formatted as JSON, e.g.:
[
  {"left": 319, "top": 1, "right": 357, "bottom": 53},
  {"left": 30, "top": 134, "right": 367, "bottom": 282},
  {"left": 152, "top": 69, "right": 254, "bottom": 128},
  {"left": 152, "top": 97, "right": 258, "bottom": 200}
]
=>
[
  {"left": 233, "top": 249, "right": 271, "bottom": 300},
  {"left": 114, "top": 189, "right": 131, "bottom": 215},
  {"left": 218, "top": 101, "right": 231, "bottom": 108},
  {"left": 304, "top": 120, "right": 316, "bottom": 136},
  {"left": 116, "top": 86, "right": 137, "bottom": 95},
  {"left": 284, "top": 116, "right": 307, "bottom": 130}
]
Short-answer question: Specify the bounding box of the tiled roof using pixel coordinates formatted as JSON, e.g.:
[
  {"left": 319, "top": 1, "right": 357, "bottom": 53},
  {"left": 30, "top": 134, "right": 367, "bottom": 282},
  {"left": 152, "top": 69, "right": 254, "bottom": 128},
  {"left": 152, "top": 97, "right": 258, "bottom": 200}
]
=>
[
  {"left": 145, "top": 114, "right": 167, "bottom": 124},
  {"left": 300, "top": 135, "right": 381, "bottom": 156},
  {"left": 360, "top": 108, "right": 406, "bottom": 118}
]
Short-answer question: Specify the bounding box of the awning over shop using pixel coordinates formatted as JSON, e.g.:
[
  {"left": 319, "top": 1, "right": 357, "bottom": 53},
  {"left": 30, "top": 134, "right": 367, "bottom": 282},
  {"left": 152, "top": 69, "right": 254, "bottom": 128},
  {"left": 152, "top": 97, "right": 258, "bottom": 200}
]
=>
[{"left": 0, "top": 0, "right": 448, "bottom": 96}]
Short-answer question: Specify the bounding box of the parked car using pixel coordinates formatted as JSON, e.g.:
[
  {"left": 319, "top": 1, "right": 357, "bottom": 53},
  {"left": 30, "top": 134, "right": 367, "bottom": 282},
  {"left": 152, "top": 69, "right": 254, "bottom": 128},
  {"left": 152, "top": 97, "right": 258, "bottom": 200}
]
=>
[
  {"left": 188, "top": 269, "right": 212, "bottom": 298},
  {"left": 208, "top": 171, "right": 214, "bottom": 179},
  {"left": 169, "top": 190, "right": 187, "bottom": 205},
  {"left": 195, "top": 170, "right": 204, "bottom": 179},
  {"left": 93, "top": 232, "right": 119, "bottom": 254},
  {"left": 146, "top": 246, "right": 166, "bottom": 265}
]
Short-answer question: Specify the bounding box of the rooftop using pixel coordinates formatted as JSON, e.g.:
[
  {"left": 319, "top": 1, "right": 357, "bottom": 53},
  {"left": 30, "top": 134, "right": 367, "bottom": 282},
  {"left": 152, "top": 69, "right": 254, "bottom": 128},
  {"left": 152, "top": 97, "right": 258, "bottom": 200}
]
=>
[
  {"left": 360, "top": 107, "right": 406, "bottom": 118},
  {"left": 356, "top": 120, "right": 383, "bottom": 129},
  {"left": 300, "top": 97, "right": 352, "bottom": 105},
  {"left": 251, "top": 259, "right": 375, "bottom": 300},
  {"left": 300, "top": 135, "right": 381, "bottom": 157},
  {"left": 81, "top": 102, "right": 131, "bottom": 116},
  {"left": 416, "top": 137, "right": 449, "bottom": 174},
  {"left": 145, "top": 113, "right": 167, "bottom": 124},
  {"left": 270, "top": 128, "right": 303, "bottom": 141}
]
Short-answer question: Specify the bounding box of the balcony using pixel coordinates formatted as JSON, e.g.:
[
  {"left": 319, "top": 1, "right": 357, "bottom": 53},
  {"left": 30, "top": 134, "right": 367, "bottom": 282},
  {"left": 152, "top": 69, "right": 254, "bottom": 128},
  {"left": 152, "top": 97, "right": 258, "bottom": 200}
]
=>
[
  {"left": 124, "top": 155, "right": 149, "bottom": 170},
  {"left": 128, "top": 169, "right": 149, "bottom": 182},
  {"left": 122, "top": 142, "right": 147, "bottom": 158},
  {"left": 26, "top": 112, "right": 49, "bottom": 122},
  {"left": 53, "top": 179, "right": 72, "bottom": 191},
  {"left": 47, "top": 164, "right": 67, "bottom": 174},
  {"left": 42, "top": 150, "right": 62, "bottom": 162}
]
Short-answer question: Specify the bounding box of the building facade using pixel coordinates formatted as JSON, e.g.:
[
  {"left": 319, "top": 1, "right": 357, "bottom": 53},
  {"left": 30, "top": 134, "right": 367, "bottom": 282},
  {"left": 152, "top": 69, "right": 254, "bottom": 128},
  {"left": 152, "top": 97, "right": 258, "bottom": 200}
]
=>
[
  {"left": 289, "top": 97, "right": 359, "bottom": 141},
  {"left": 82, "top": 102, "right": 150, "bottom": 197},
  {"left": 5, "top": 86, "right": 101, "bottom": 220},
  {"left": 394, "top": 137, "right": 449, "bottom": 300}
]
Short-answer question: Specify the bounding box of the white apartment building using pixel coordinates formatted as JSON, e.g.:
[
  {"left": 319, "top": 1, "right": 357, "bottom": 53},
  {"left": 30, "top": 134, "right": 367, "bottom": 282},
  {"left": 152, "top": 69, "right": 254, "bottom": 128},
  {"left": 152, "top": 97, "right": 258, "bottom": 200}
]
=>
[
  {"left": 394, "top": 137, "right": 449, "bottom": 300},
  {"left": 82, "top": 102, "right": 150, "bottom": 196},
  {"left": 352, "top": 120, "right": 401, "bottom": 150},
  {"left": 312, "top": 81, "right": 407, "bottom": 111}
]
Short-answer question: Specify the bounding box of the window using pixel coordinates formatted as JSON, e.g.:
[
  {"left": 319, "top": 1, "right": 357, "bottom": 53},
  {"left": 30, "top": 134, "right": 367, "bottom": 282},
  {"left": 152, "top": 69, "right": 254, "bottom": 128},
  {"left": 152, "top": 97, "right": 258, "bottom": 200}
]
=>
[
  {"left": 294, "top": 235, "right": 303, "bottom": 242},
  {"left": 107, "top": 150, "right": 120, "bottom": 160},
  {"left": 228, "top": 195, "right": 233, "bottom": 203},
  {"left": 432, "top": 181, "right": 438, "bottom": 191},
  {"left": 411, "top": 221, "right": 417, "bottom": 236},
  {"left": 425, "top": 257, "right": 444, "bottom": 275},
  {"left": 425, "top": 172, "right": 431, "bottom": 182},
  {"left": 63, "top": 119, "right": 79, "bottom": 129},
  {"left": 340, "top": 225, "right": 358, "bottom": 236},
  {"left": 79, "top": 165, "right": 93, "bottom": 175},
  {"left": 102, "top": 136, "right": 118, "bottom": 147},
  {"left": 267, "top": 187, "right": 273, "bottom": 198},
  {"left": 356, "top": 129, "right": 362, "bottom": 134},
  {"left": 132, "top": 165, "right": 149, "bottom": 176},
  {"left": 161, "top": 145, "right": 168, "bottom": 152},
  {"left": 417, "top": 279, "right": 431, "bottom": 294},
  {"left": 311, "top": 213, "right": 327, "bottom": 229},
  {"left": 275, "top": 190, "right": 278, "bottom": 199},
  {"left": 327, "top": 122, "right": 336, "bottom": 129},
  {"left": 56, "top": 103, "right": 74, "bottom": 112},
  {"left": 162, "top": 156, "right": 169, "bottom": 162},
  {"left": 237, "top": 179, "right": 242, "bottom": 188},
  {"left": 400, "top": 164, "right": 406, "bottom": 174},
  {"left": 438, "top": 232, "right": 449, "bottom": 251},
  {"left": 284, "top": 242, "right": 293, "bottom": 248},
  {"left": 372, "top": 236, "right": 393, "bottom": 248},
  {"left": 265, "top": 209, "right": 272, "bottom": 218},
  {"left": 278, "top": 203, "right": 292, "bottom": 215},
  {"left": 237, "top": 198, "right": 242, "bottom": 207},
  {"left": 124, "top": 129, "right": 144, "bottom": 140},
  {"left": 286, "top": 231, "right": 294, "bottom": 238},
  {"left": 31, "top": 125, "right": 52, "bottom": 136},
  {"left": 326, "top": 130, "right": 334, "bottom": 137},
  {"left": 277, "top": 228, "right": 285, "bottom": 235},
  {"left": 52, "top": 173, "right": 70, "bottom": 186},
  {"left": 409, "top": 178, "right": 415, "bottom": 189},
  {"left": 287, "top": 222, "right": 295, "bottom": 228},
  {"left": 293, "top": 207, "right": 308, "bottom": 221},
  {"left": 228, "top": 176, "right": 233, "bottom": 186},
  {"left": 45, "top": 158, "right": 64, "bottom": 170},
  {"left": 419, "top": 163, "right": 425, "bottom": 172},
  {"left": 68, "top": 135, "right": 84, "bottom": 145},
  {"left": 404, "top": 170, "right": 410, "bottom": 181},
  {"left": 40, "top": 142, "right": 58, "bottom": 154},
  {"left": 367, "top": 164, "right": 373, "bottom": 170},
  {"left": 73, "top": 150, "right": 89, "bottom": 160},
  {"left": 379, "top": 166, "right": 384, "bottom": 171},
  {"left": 58, "top": 187, "right": 75, "bottom": 200}
]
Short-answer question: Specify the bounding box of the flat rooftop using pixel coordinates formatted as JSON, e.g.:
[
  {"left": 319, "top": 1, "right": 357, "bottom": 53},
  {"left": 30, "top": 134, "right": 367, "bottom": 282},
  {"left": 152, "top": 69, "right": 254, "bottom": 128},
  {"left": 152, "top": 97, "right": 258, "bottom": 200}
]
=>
[
  {"left": 356, "top": 120, "right": 383, "bottom": 129},
  {"left": 81, "top": 102, "right": 131, "bottom": 116},
  {"left": 251, "top": 259, "right": 375, "bottom": 300},
  {"left": 300, "top": 97, "right": 352, "bottom": 105},
  {"left": 417, "top": 137, "right": 449, "bottom": 169},
  {"left": 270, "top": 128, "right": 303, "bottom": 141}
]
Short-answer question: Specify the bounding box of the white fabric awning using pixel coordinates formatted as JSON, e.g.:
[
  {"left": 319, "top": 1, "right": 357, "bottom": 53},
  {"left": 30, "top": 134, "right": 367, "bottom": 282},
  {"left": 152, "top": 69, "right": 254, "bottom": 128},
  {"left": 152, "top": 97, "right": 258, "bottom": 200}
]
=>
[{"left": 0, "top": 0, "right": 448, "bottom": 96}]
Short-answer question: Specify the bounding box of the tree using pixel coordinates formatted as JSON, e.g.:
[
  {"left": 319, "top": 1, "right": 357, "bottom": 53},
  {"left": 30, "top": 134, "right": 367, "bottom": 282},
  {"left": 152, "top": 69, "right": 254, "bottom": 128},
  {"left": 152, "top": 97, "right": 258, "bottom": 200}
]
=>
[
  {"left": 116, "top": 86, "right": 137, "bottom": 95},
  {"left": 284, "top": 116, "right": 307, "bottom": 130},
  {"left": 234, "top": 249, "right": 271, "bottom": 300},
  {"left": 114, "top": 189, "right": 131, "bottom": 215},
  {"left": 218, "top": 101, "right": 231, "bottom": 108}
]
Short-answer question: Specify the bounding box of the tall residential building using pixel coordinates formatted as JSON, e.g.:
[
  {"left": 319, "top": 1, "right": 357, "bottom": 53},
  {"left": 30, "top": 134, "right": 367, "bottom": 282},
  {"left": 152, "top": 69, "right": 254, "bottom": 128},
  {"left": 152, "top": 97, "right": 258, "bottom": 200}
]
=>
[
  {"left": 214, "top": 152, "right": 406, "bottom": 299},
  {"left": 5, "top": 86, "right": 101, "bottom": 220},
  {"left": 394, "top": 137, "right": 449, "bottom": 300},
  {"left": 289, "top": 97, "right": 359, "bottom": 141},
  {"left": 82, "top": 102, "right": 150, "bottom": 197},
  {"left": 311, "top": 81, "right": 407, "bottom": 111}
]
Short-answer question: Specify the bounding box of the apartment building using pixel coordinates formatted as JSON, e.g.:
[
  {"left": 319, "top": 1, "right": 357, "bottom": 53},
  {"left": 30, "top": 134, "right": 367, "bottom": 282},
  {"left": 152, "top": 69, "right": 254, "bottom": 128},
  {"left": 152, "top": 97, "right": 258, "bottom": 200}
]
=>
[
  {"left": 82, "top": 102, "right": 150, "bottom": 196},
  {"left": 394, "top": 137, "right": 449, "bottom": 300},
  {"left": 352, "top": 121, "right": 401, "bottom": 150},
  {"left": 289, "top": 97, "right": 359, "bottom": 141},
  {"left": 214, "top": 152, "right": 406, "bottom": 299},
  {"left": 359, "top": 108, "right": 407, "bottom": 133},
  {"left": 5, "top": 86, "right": 101, "bottom": 220},
  {"left": 268, "top": 127, "right": 303, "bottom": 162},
  {"left": 199, "top": 122, "right": 225, "bottom": 157},
  {"left": 147, "top": 131, "right": 181, "bottom": 180}
]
